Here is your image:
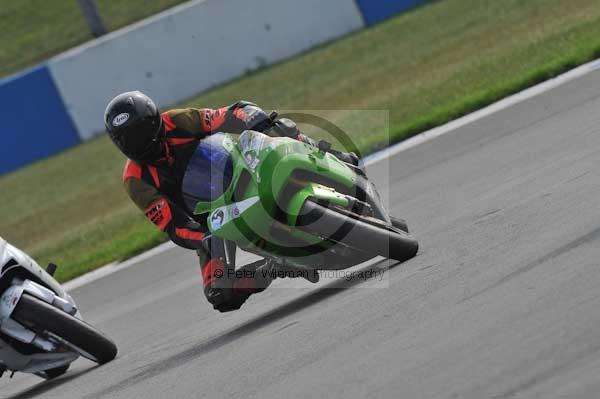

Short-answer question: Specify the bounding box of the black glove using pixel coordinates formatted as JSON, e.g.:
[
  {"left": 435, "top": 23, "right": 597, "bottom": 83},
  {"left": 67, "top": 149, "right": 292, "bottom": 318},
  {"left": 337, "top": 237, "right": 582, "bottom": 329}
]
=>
[{"left": 268, "top": 117, "right": 300, "bottom": 138}]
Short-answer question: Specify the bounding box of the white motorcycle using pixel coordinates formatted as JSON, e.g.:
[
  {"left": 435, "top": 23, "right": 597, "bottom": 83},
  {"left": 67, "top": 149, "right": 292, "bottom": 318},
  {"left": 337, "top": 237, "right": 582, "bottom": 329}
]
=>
[{"left": 0, "top": 237, "right": 117, "bottom": 379}]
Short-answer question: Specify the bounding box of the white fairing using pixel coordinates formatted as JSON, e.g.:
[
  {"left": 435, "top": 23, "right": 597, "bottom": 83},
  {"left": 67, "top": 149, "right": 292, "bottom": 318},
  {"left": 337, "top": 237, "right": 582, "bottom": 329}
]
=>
[
  {"left": 0, "top": 237, "right": 70, "bottom": 301},
  {"left": 0, "top": 236, "right": 81, "bottom": 375}
]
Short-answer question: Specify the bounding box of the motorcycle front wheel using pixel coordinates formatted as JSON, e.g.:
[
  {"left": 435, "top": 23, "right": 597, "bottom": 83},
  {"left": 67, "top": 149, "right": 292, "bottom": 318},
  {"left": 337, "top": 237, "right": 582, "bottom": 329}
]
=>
[
  {"left": 12, "top": 294, "right": 117, "bottom": 364},
  {"left": 297, "top": 200, "right": 419, "bottom": 262}
]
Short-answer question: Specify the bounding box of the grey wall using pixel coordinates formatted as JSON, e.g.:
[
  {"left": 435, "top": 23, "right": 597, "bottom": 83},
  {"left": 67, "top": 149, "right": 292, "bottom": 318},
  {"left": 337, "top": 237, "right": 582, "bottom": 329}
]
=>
[{"left": 48, "top": 0, "right": 365, "bottom": 139}]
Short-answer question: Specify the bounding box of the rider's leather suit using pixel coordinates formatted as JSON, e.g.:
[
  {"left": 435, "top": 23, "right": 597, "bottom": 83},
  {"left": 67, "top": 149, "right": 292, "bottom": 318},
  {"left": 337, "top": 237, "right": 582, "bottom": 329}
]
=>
[{"left": 122, "top": 101, "right": 316, "bottom": 312}]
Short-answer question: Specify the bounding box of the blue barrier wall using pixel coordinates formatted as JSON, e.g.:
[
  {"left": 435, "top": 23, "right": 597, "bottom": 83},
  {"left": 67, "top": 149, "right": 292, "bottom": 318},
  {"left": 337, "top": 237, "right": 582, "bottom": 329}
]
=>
[
  {"left": 0, "top": 0, "right": 431, "bottom": 175},
  {"left": 0, "top": 65, "right": 79, "bottom": 174},
  {"left": 355, "top": 0, "right": 429, "bottom": 25}
]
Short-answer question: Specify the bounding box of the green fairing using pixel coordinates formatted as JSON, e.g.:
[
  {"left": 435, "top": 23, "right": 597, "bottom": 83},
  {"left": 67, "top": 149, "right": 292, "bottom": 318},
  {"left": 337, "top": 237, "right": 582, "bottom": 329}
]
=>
[{"left": 190, "top": 131, "right": 355, "bottom": 265}]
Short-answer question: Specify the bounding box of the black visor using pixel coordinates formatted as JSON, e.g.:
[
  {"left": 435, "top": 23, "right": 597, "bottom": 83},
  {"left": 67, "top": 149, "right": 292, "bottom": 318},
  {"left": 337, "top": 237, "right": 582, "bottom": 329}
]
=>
[{"left": 117, "top": 117, "right": 163, "bottom": 162}]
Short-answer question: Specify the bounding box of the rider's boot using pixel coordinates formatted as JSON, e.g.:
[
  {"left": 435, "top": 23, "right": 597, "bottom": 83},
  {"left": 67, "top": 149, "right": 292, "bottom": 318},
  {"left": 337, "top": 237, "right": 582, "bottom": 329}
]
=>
[
  {"left": 209, "top": 260, "right": 276, "bottom": 312},
  {"left": 232, "top": 259, "right": 276, "bottom": 294},
  {"left": 200, "top": 257, "right": 233, "bottom": 308},
  {"left": 200, "top": 253, "right": 277, "bottom": 312},
  {"left": 198, "top": 238, "right": 253, "bottom": 312},
  {"left": 233, "top": 259, "right": 320, "bottom": 292}
]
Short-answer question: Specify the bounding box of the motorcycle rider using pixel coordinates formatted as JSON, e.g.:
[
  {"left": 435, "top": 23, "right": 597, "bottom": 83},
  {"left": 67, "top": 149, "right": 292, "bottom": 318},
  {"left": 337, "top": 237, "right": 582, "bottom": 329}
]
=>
[{"left": 104, "top": 91, "right": 359, "bottom": 312}]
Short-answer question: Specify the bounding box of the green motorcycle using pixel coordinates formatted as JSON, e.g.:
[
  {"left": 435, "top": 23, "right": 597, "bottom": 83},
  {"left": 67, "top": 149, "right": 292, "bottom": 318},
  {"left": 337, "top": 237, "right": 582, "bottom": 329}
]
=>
[{"left": 182, "top": 131, "right": 418, "bottom": 271}]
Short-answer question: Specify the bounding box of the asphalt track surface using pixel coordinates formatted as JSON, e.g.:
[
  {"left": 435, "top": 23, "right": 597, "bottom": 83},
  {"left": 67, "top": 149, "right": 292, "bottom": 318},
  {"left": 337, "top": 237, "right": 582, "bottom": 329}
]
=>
[{"left": 3, "top": 69, "right": 600, "bottom": 399}]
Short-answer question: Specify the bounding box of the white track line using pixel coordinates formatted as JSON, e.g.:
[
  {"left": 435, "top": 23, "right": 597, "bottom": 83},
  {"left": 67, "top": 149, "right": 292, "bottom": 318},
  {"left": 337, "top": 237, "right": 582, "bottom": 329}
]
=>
[
  {"left": 63, "top": 242, "right": 176, "bottom": 291},
  {"left": 64, "top": 58, "right": 600, "bottom": 291},
  {"left": 363, "top": 58, "right": 600, "bottom": 165}
]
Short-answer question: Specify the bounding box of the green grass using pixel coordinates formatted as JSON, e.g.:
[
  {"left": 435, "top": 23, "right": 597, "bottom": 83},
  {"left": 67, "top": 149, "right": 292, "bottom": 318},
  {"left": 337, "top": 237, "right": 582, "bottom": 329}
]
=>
[
  {"left": 2, "top": 0, "right": 600, "bottom": 282},
  {"left": 0, "top": 0, "right": 187, "bottom": 78}
]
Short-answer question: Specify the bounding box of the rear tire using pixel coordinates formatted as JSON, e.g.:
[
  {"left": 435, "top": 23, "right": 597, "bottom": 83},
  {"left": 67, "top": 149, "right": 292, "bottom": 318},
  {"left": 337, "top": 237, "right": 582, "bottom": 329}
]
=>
[
  {"left": 12, "top": 295, "right": 117, "bottom": 364},
  {"left": 297, "top": 201, "right": 418, "bottom": 262}
]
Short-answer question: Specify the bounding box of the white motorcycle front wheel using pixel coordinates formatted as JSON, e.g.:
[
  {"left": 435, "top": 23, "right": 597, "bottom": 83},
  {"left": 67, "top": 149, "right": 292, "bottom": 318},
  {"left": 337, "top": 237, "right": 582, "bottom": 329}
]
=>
[{"left": 11, "top": 294, "right": 117, "bottom": 365}]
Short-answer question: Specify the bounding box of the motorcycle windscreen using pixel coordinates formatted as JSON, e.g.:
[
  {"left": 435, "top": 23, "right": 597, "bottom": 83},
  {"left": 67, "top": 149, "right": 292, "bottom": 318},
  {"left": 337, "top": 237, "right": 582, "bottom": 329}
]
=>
[{"left": 182, "top": 133, "right": 233, "bottom": 211}]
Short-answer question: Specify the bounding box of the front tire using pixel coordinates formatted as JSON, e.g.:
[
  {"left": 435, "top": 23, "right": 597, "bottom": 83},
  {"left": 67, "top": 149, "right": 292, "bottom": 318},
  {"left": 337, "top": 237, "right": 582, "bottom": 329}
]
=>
[
  {"left": 297, "top": 201, "right": 418, "bottom": 262},
  {"left": 12, "top": 294, "right": 117, "bottom": 364}
]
